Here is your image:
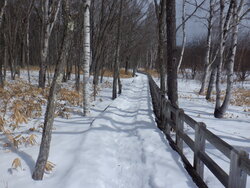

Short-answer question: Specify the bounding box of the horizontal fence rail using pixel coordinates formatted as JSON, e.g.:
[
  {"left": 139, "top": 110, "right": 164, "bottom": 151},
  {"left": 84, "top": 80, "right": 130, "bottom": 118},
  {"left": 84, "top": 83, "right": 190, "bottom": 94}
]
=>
[{"left": 145, "top": 73, "right": 250, "bottom": 188}]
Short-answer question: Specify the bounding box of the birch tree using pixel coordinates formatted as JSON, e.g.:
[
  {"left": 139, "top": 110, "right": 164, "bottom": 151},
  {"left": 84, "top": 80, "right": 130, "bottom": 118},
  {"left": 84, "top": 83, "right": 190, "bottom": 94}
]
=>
[
  {"left": 23, "top": 0, "right": 35, "bottom": 84},
  {"left": 199, "top": 0, "right": 216, "bottom": 94},
  {"left": 82, "top": 0, "right": 91, "bottom": 115},
  {"left": 214, "top": 0, "right": 233, "bottom": 116},
  {"left": 39, "top": 0, "right": 61, "bottom": 88},
  {"left": 32, "top": 0, "right": 73, "bottom": 180},
  {"left": 214, "top": 0, "right": 247, "bottom": 118},
  {"left": 176, "top": 0, "right": 206, "bottom": 72}
]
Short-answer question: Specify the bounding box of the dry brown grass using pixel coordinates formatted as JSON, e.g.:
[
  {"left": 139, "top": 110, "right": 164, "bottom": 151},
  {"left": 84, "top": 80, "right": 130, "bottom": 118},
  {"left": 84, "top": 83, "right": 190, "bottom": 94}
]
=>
[
  {"left": 0, "top": 79, "right": 83, "bottom": 152},
  {"left": 198, "top": 88, "right": 250, "bottom": 107},
  {"left": 59, "top": 88, "right": 82, "bottom": 106},
  {"left": 12, "top": 158, "right": 22, "bottom": 169},
  {"left": 101, "top": 69, "right": 133, "bottom": 78},
  {"left": 139, "top": 68, "right": 159, "bottom": 77},
  {"left": 45, "top": 161, "right": 55, "bottom": 173},
  {"left": 232, "top": 88, "right": 250, "bottom": 106}
]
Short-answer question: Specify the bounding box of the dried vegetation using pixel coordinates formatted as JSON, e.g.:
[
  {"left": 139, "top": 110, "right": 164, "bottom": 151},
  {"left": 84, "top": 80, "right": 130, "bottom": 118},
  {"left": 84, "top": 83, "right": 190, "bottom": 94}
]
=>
[{"left": 0, "top": 79, "right": 83, "bottom": 154}]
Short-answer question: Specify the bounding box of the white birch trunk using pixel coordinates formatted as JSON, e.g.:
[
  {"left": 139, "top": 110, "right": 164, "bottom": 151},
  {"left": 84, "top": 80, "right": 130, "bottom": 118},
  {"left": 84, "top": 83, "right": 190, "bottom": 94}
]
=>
[
  {"left": 39, "top": 0, "right": 62, "bottom": 88},
  {"left": 199, "top": 0, "right": 214, "bottom": 95},
  {"left": 214, "top": 0, "right": 234, "bottom": 116},
  {"left": 215, "top": 0, "right": 243, "bottom": 118},
  {"left": 83, "top": 0, "right": 91, "bottom": 116},
  {"left": 177, "top": 0, "right": 186, "bottom": 72}
]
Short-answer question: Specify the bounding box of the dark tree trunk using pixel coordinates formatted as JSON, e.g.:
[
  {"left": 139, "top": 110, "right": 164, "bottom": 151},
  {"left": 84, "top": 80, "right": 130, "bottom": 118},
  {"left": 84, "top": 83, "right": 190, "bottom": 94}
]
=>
[
  {"left": 166, "top": 0, "right": 178, "bottom": 107},
  {"left": 206, "top": 64, "right": 217, "bottom": 100},
  {"left": 112, "top": 0, "right": 123, "bottom": 100},
  {"left": 32, "top": 0, "right": 72, "bottom": 180}
]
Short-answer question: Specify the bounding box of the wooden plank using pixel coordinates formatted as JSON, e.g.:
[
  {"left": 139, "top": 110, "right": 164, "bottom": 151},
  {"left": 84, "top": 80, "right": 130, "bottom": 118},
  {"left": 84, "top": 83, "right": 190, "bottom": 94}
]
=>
[
  {"left": 176, "top": 109, "right": 184, "bottom": 152},
  {"left": 194, "top": 122, "right": 206, "bottom": 179},
  {"left": 183, "top": 114, "right": 196, "bottom": 129},
  {"left": 199, "top": 150, "right": 228, "bottom": 187},
  {"left": 179, "top": 131, "right": 195, "bottom": 151},
  {"left": 240, "top": 156, "right": 250, "bottom": 175},
  {"left": 229, "top": 149, "right": 249, "bottom": 188},
  {"left": 165, "top": 134, "right": 208, "bottom": 188},
  {"left": 164, "top": 100, "right": 171, "bottom": 135},
  {"left": 146, "top": 72, "right": 250, "bottom": 188},
  {"left": 201, "top": 127, "right": 233, "bottom": 159}
]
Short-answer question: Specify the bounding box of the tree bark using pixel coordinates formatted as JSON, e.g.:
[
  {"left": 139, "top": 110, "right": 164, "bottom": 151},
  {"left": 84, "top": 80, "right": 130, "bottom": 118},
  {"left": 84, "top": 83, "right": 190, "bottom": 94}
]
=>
[
  {"left": 177, "top": 0, "right": 186, "bottom": 72},
  {"left": 166, "top": 0, "right": 178, "bottom": 107},
  {"left": 32, "top": 0, "right": 72, "bottom": 180},
  {"left": 154, "top": 0, "right": 166, "bottom": 93},
  {"left": 206, "top": 64, "right": 216, "bottom": 100},
  {"left": 214, "top": 0, "right": 234, "bottom": 116},
  {"left": 39, "top": 0, "right": 61, "bottom": 88},
  {"left": 112, "top": 0, "right": 123, "bottom": 100},
  {"left": 0, "top": 0, "right": 7, "bottom": 28},
  {"left": 82, "top": 0, "right": 91, "bottom": 115},
  {"left": 214, "top": 0, "right": 243, "bottom": 118},
  {"left": 199, "top": 0, "right": 214, "bottom": 95}
]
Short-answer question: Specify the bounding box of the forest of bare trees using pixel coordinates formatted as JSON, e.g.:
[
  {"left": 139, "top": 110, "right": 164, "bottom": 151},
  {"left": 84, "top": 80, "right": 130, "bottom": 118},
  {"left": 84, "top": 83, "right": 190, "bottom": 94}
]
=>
[{"left": 0, "top": 0, "right": 249, "bottom": 181}]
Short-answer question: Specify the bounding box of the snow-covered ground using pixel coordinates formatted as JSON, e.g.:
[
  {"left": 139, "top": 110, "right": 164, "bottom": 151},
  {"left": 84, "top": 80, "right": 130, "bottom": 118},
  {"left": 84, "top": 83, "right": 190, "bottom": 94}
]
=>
[
  {"left": 0, "top": 73, "right": 197, "bottom": 188},
  {"left": 178, "top": 78, "right": 250, "bottom": 188}
]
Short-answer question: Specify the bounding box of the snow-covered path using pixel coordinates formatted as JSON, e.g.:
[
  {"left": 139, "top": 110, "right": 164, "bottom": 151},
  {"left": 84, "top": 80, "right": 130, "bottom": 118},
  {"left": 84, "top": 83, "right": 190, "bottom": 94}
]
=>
[
  {"left": 62, "top": 74, "right": 196, "bottom": 188},
  {"left": 0, "top": 74, "right": 197, "bottom": 188}
]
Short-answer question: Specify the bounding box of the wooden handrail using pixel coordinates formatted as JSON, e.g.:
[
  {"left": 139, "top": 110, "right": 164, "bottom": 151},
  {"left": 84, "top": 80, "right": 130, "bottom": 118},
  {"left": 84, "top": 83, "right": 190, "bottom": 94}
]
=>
[{"left": 144, "top": 72, "right": 250, "bottom": 188}]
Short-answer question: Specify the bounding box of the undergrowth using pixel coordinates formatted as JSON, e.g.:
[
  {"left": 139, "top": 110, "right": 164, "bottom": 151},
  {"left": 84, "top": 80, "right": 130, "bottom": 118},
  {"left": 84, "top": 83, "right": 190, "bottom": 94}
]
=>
[
  {"left": 198, "top": 88, "right": 250, "bottom": 108},
  {"left": 0, "top": 79, "right": 83, "bottom": 151}
]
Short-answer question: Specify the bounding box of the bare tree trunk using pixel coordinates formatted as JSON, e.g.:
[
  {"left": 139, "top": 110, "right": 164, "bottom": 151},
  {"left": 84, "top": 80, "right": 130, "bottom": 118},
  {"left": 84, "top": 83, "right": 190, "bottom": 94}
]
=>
[
  {"left": 199, "top": 0, "right": 214, "bottom": 95},
  {"left": 206, "top": 64, "right": 216, "bottom": 100},
  {"left": 112, "top": 0, "right": 123, "bottom": 100},
  {"left": 177, "top": 0, "right": 186, "bottom": 72},
  {"left": 214, "top": 0, "right": 243, "bottom": 118},
  {"left": 0, "top": 42, "right": 4, "bottom": 87},
  {"left": 39, "top": 0, "right": 61, "bottom": 88},
  {"left": 154, "top": 0, "right": 166, "bottom": 93},
  {"left": 32, "top": 0, "right": 72, "bottom": 180},
  {"left": 0, "top": 0, "right": 7, "bottom": 27},
  {"left": 25, "top": 0, "right": 35, "bottom": 84},
  {"left": 0, "top": 0, "right": 6, "bottom": 87},
  {"left": 125, "top": 56, "right": 130, "bottom": 75},
  {"left": 82, "top": 0, "right": 91, "bottom": 115},
  {"left": 214, "top": 0, "right": 234, "bottom": 114},
  {"left": 166, "top": 0, "right": 178, "bottom": 107}
]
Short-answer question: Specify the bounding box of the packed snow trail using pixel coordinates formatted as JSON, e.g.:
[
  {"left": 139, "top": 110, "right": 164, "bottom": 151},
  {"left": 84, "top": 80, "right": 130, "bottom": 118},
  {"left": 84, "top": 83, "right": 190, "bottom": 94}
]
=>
[
  {"left": 62, "top": 74, "right": 197, "bottom": 188},
  {"left": 0, "top": 74, "right": 197, "bottom": 188}
]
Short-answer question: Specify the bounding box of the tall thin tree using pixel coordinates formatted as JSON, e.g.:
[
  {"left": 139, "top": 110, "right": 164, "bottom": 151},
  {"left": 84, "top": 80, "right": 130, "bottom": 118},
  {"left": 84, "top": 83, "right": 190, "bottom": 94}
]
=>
[
  {"left": 82, "top": 0, "right": 91, "bottom": 115},
  {"left": 32, "top": 0, "right": 73, "bottom": 180},
  {"left": 166, "top": 0, "right": 178, "bottom": 107},
  {"left": 112, "top": 0, "right": 123, "bottom": 100},
  {"left": 154, "top": 0, "right": 166, "bottom": 93}
]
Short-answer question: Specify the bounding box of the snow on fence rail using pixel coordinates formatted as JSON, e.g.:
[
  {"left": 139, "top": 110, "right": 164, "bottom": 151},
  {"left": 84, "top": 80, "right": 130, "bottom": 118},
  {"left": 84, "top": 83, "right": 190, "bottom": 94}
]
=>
[{"left": 145, "top": 73, "right": 250, "bottom": 188}]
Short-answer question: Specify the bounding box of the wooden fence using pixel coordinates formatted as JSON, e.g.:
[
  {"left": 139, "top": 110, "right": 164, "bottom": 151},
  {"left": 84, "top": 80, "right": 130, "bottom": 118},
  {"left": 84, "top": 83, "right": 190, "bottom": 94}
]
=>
[{"left": 146, "top": 74, "right": 250, "bottom": 188}]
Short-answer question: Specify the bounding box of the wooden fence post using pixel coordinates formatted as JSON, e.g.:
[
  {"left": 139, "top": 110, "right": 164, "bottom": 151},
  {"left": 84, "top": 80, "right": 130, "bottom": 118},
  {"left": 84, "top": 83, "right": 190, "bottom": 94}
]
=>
[
  {"left": 194, "top": 122, "right": 206, "bottom": 179},
  {"left": 159, "top": 97, "right": 166, "bottom": 130},
  {"left": 228, "top": 149, "right": 248, "bottom": 188},
  {"left": 164, "top": 101, "right": 171, "bottom": 136},
  {"left": 176, "top": 109, "right": 184, "bottom": 152}
]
